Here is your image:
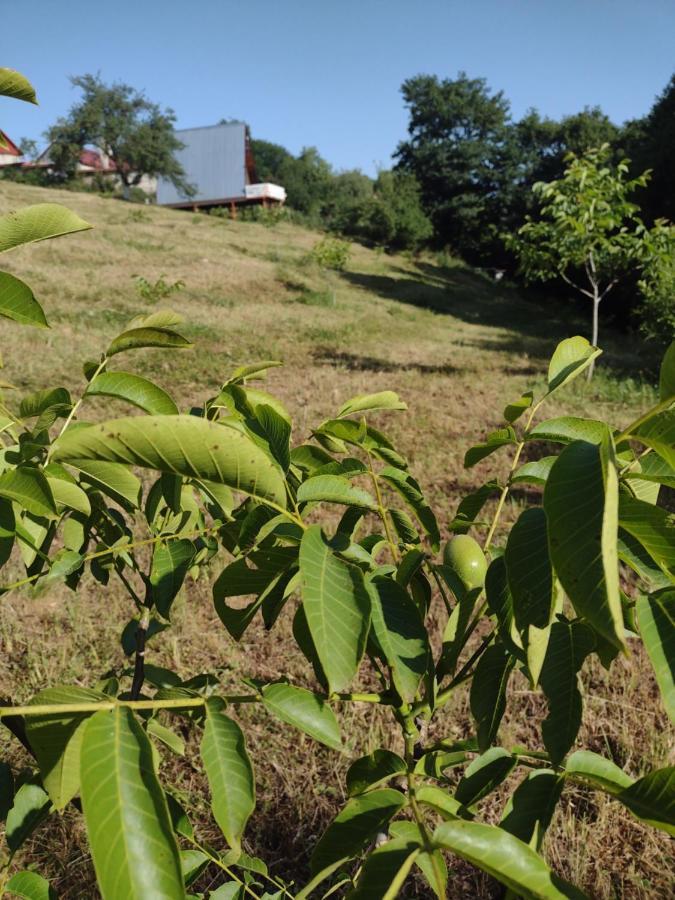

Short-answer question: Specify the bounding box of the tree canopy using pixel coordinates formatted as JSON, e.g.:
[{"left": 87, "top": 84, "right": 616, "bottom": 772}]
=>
[{"left": 46, "top": 74, "right": 192, "bottom": 196}]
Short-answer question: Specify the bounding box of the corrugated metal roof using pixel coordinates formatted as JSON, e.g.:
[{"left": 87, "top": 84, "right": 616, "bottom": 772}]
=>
[{"left": 157, "top": 123, "right": 247, "bottom": 206}]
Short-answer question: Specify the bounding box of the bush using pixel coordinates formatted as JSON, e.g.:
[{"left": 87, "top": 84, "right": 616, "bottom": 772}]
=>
[
  {"left": 311, "top": 235, "right": 351, "bottom": 270},
  {"left": 132, "top": 273, "right": 185, "bottom": 303}
]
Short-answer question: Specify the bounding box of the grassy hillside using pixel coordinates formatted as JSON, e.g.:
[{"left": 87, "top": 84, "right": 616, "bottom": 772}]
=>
[{"left": 0, "top": 182, "right": 669, "bottom": 898}]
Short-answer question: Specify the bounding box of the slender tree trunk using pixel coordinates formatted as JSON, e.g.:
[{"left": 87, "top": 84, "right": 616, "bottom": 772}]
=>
[{"left": 588, "top": 290, "right": 601, "bottom": 381}]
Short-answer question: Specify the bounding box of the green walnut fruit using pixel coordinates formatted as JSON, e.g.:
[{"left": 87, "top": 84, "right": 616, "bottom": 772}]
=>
[{"left": 443, "top": 534, "right": 487, "bottom": 590}]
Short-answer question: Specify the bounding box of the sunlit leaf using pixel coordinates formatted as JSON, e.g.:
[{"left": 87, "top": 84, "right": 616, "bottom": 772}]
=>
[
  {"left": 200, "top": 698, "right": 255, "bottom": 852},
  {"left": 52, "top": 415, "right": 287, "bottom": 507},
  {"left": 299, "top": 526, "right": 370, "bottom": 694},
  {"left": 0, "top": 271, "right": 48, "bottom": 328},
  {"left": 0, "top": 204, "right": 90, "bottom": 253}
]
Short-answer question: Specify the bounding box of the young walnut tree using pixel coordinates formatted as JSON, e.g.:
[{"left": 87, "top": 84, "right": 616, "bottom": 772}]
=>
[
  {"left": 0, "top": 67, "right": 674, "bottom": 900},
  {"left": 507, "top": 144, "right": 674, "bottom": 377}
]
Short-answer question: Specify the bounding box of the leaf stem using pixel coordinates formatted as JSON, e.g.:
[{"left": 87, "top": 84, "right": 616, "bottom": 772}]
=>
[
  {"left": 366, "top": 452, "right": 399, "bottom": 563},
  {"left": 47, "top": 356, "right": 108, "bottom": 460}
]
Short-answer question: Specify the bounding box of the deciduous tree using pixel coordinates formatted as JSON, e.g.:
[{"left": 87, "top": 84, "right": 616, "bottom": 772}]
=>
[{"left": 47, "top": 74, "right": 191, "bottom": 198}]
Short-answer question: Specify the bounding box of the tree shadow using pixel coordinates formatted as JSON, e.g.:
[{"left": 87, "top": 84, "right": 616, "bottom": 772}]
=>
[
  {"left": 341, "top": 262, "right": 649, "bottom": 376},
  {"left": 313, "top": 347, "right": 462, "bottom": 375}
]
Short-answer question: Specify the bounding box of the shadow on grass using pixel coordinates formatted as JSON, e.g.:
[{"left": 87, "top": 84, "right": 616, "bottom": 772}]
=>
[
  {"left": 313, "top": 347, "right": 462, "bottom": 375},
  {"left": 341, "top": 262, "right": 648, "bottom": 377}
]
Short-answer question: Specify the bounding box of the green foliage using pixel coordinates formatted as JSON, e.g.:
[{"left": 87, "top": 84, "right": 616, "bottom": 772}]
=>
[
  {"left": 132, "top": 273, "right": 186, "bottom": 304},
  {"left": 506, "top": 145, "right": 674, "bottom": 364},
  {"left": 45, "top": 73, "right": 193, "bottom": 196},
  {"left": 0, "top": 64, "right": 673, "bottom": 900},
  {"left": 310, "top": 235, "right": 351, "bottom": 270}
]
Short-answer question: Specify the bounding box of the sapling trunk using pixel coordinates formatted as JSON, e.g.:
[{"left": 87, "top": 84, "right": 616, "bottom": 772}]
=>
[{"left": 587, "top": 289, "right": 601, "bottom": 381}]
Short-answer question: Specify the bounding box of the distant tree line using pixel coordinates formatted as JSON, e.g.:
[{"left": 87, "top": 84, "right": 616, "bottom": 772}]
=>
[
  {"left": 4, "top": 69, "right": 672, "bottom": 338},
  {"left": 253, "top": 70, "right": 674, "bottom": 339}
]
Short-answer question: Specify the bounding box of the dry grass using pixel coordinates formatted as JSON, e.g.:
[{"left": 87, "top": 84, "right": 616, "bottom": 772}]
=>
[{"left": 0, "top": 181, "right": 672, "bottom": 898}]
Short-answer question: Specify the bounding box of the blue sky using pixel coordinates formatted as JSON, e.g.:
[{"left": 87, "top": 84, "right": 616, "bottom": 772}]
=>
[{"left": 2, "top": 0, "right": 673, "bottom": 175}]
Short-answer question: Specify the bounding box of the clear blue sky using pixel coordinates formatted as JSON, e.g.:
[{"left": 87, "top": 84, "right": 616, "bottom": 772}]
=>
[{"left": 2, "top": 0, "right": 673, "bottom": 175}]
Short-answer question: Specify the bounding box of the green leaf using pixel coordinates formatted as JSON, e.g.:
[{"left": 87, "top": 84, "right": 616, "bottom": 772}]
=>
[
  {"left": 449, "top": 481, "right": 501, "bottom": 533},
  {"left": 181, "top": 849, "right": 209, "bottom": 885},
  {"left": 455, "top": 747, "right": 516, "bottom": 807},
  {"left": 637, "top": 589, "right": 675, "bottom": 723},
  {"left": 297, "top": 474, "right": 377, "bottom": 510},
  {"left": 617, "top": 766, "right": 675, "bottom": 835},
  {"left": 310, "top": 788, "right": 407, "bottom": 875},
  {"left": 5, "top": 782, "right": 51, "bottom": 853},
  {"left": 0, "top": 68, "right": 37, "bottom": 103},
  {"left": 504, "top": 391, "right": 533, "bottom": 424},
  {"left": 150, "top": 539, "right": 196, "bottom": 618},
  {"left": 347, "top": 749, "right": 406, "bottom": 796},
  {"left": 626, "top": 451, "right": 675, "bottom": 489},
  {"left": 433, "top": 820, "right": 586, "bottom": 899},
  {"left": 618, "top": 494, "right": 675, "bottom": 579},
  {"left": 618, "top": 529, "right": 671, "bottom": 589},
  {"left": 80, "top": 707, "right": 184, "bottom": 898},
  {"left": 200, "top": 699, "right": 255, "bottom": 852},
  {"left": 0, "top": 467, "right": 56, "bottom": 518},
  {"left": 416, "top": 785, "right": 464, "bottom": 820},
  {"left": 224, "top": 360, "right": 283, "bottom": 385},
  {"left": 539, "top": 621, "right": 595, "bottom": 765},
  {"left": 338, "top": 391, "right": 407, "bottom": 418},
  {"left": 147, "top": 718, "right": 185, "bottom": 756},
  {"left": 0, "top": 271, "right": 48, "bottom": 328},
  {"left": 74, "top": 459, "right": 142, "bottom": 509},
  {"left": 470, "top": 642, "right": 514, "bottom": 751},
  {"left": 632, "top": 410, "right": 675, "bottom": 469},
  {"left": 544, "top": 439, "right": 625, "bottom": 651},
  {"left": 366, "top": 575, "right": 429, "bottom": 702},
  {"left": 26, "top": 685, "right": 108, "bottom": 810},
  {"left": 564, "top": 750, "right": 633, "bottom": 794},
  {"left": 511, "top": 457, "right": 556, "bottom": 486},
  {"left": 47, "top": 476, "right": 91, "bottom": 517},
  {"left": 464, "top": 427, "right": 517, "bottom": 468},
  {"left": 0, "top": 204, "right": 90, "bottom": 253},
  {"left": 659, "top": 340, "right": 675, "bottom": 401},
  {"left": 500, "top": 770, "right": 563, "bottom": 849},
  {"left": 546, "top": 336, "right": 601, "bottom": 396},
  {"left": 6, "top": 871, "right": 56, "bottom": 900},
  {"left": 389, "top": 821, "right": 447, "bottom": 898},
  {"left": 505, "top": 508, "right": 553, "bottom": 631},
  {"left": 107, "top": 327, "right": 192, "bottom": 357},
  {"left": 86, "top": 372, "right": 179, "bottom": 416},
  {"left": 347, "top": 837, "right": 420, "bottom": 899},
  {"left": 379, "top": 466, "right": 440, "bottom": 550},
  {"left": 20, "top": 388, "right": 71, "bottom": 420},
  {"left": 52, "top": 415, "right": 287, "bottom": 507},
  {"left": 299, "top": 526, "right": 371, "bottom": 694},
  {"left": 252, "top": 404, "right": 291, "bottom": 471},
  {"left": 261, "top": 682, "right": 342, "bottom": 750},
  {"left": 527, "top": 417, "right": 609, "bottom": 445}
]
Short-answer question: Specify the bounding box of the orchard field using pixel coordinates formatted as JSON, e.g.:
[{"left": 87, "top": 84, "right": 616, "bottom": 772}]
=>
[{"left": 0, "top": 181, "right": 671, "bottom": 898}]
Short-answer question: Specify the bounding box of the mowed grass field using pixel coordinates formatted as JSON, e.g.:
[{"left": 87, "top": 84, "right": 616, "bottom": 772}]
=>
[{"left": 0, "top": 181, "right": 671, "bottom": 898}]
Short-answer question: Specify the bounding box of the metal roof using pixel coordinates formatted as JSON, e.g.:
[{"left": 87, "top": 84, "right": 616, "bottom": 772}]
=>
[{"left": 157, "top": 123, "right": 247, "bottom": 206}]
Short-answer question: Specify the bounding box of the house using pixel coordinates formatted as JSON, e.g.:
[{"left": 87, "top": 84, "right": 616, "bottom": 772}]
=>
[
  {"left": 27, "top": 144, "right": 117, "bottom": 177},
  {"left": 156, "top": 122, "right": 286, "bottom": 211},
  {"left": 0, "top": 130, "right": 24, "bottom": 167}
]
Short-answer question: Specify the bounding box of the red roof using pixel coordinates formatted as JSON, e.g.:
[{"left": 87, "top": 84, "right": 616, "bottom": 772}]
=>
[
  {"left": 78, "top": 148, "right": 117, "bottom": 170},
  {"left": 0, "top": 130, "right": 22, "bottom": 157}
]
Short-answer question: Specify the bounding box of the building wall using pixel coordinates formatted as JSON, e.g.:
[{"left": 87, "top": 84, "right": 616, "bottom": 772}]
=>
[
  {"left": 0, "top": 152, "right": 22, "bottom": 167},
  {"left": 157, "top": 123, "right": 247, "bottom": 206}
]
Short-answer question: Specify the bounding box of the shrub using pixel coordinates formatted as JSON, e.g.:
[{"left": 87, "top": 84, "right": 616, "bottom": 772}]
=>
[
  {"left": 311, "top": 235, "right": 351, "bottom": 270},
  {"left": 132, "top": 273, "right": 185, "bottom": 303}
]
